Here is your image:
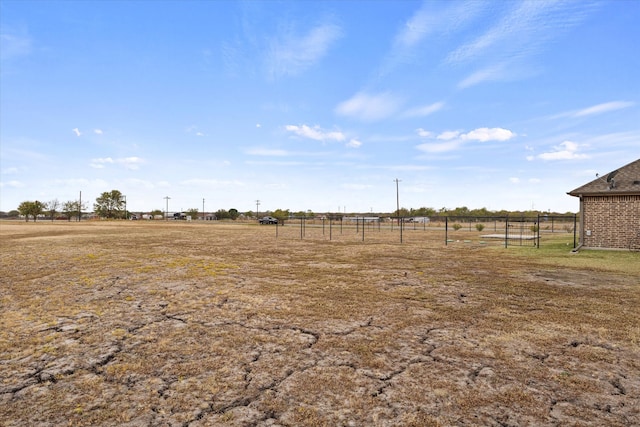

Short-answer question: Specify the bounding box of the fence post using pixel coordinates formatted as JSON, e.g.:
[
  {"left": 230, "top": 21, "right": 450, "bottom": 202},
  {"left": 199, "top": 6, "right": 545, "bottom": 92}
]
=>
[
  {"left": 537, "top": 214, "right": 540, "bottom": 248},
  {"left": 505, "top": 216, "right": 509, "bottom": 248},
  {"left": 573, "top": 214, "right": 577, "bottom": 249},
  {"left": 330, "top": 217, "right": 332, "bottom": 240},
  {"left": 445, "top": 217, "right": 448, "bottom": 245}
]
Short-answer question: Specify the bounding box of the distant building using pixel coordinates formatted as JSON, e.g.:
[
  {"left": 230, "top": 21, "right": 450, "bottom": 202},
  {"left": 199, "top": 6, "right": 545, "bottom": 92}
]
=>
[{"left": 568, "top": 159, "right": 640, "bottom": 249}]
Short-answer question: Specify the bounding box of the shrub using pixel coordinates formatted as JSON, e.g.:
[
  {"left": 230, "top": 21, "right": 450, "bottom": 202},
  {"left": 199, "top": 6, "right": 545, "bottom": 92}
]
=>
[
  {"left": 452, "top": 223, "right": 462, "bottom": 231},
  {"left": 475, "top": 223, "right": 485, "bottom": 232}
]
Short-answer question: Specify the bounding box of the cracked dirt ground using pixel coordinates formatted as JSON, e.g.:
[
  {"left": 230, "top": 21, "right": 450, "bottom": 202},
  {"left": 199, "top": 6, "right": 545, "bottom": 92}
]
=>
[{"left": 1, "top": 222, "right": 638, "bottom": 426}]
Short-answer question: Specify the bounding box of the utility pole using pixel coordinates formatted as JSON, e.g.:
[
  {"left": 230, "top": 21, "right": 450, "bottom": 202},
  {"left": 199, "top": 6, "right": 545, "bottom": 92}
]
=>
[
  {"left": 202, "top": 198, "right": 205, "bottom": 221},
  {"left": 394, "top": 178, "right": 401, "bottom": 225},
  {"left": 256, "top": 200, "right": 260, "bottom": 219},
  {"left": 164, "top": 196, "right": 171, "bottom": 221},
  {"left": 78, "top": 191, "right": 82, "bottom": 222}
]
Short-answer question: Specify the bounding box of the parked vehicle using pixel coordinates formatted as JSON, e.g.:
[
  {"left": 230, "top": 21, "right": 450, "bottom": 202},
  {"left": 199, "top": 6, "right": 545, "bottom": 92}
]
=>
[{"left": 259, "top": 216, "right": 278, "bottom": 224}]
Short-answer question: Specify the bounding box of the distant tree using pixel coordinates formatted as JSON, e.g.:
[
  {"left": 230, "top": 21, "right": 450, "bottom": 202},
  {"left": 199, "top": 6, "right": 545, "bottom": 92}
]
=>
[
  {"left": 8, "top": 210, "right": 20, "bottom": 218},
  {"left": 17, "top": 201, "right": 31, "bottom": 222},
  {"left": 245, "top": 210, "right": 254, "bottom": 219},
  {"left": 216, "top": 209, "right": 230, "bottom": 220},
  {"left": 412, "top": 207, "right": 435, "bottom": 217},
  {"left": 397, "top": 207, "right": 410, "bottom": 218},
  {"left": 470, "top": 207, "right": 490, "bottom": 217},
  {"left": 228, "top": 208, "right": 239, "bottom": 220},
  {"left": 271, "top": 209, "right": 290, "bottom": 223},
  {"left": 94, "top": 190, "right": 124, "bottom": 219},
  {"left": 47, "top": 199, "right": 60, "bottom": 221},
  {"left": 18, "top": 200, "right": 45, "bottom": 222},
  {"left": 150, "top": 209, "right": 163, "bottom": 219},
  {"left": 186, "top": 208, "right": 199, "bottom": 219},
  {"left": 62, "top": 200, "right": 83, "bottom": 221}
]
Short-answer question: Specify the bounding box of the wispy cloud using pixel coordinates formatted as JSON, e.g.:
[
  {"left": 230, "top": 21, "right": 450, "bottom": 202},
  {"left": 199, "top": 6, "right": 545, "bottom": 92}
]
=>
[
  {"left": 0, "top": 180, "right": 25, "bottom": 188},
  {"left": 380, "top": 1, "right": 486, "bottom": 76},
  {"left": 572, "top": 101, "right": 635, "bottom": 117},
  {"left": 449, "top": 1, "right": 597, "bottom": 88},
  {"left": 245, "top": 148, "right": 290, "bottom": 156},
  {"left": 0, "top": 31, "right": 32, "bottom": 61},
  {"left": 335, "top": 92, "right": 403, "bottom": 121},
  {"left": 72, "top": 128, "right": 82, "bottom": 137},
  {"left": 346, "top": 139, "right": 362, "bottom": 148},
  {"left": 267, "top": 23, "right": 342, "bottom": 78},
  {"left": 94, "top": 129, "right": 103, "bottom": 135},
  {"left": 416, "top": 127, "right": 516, "bottom": 153},
  {"left": 285, "top": 124, "right": 346, "bottom": 142},
  {"left": 529, "top": 140, "right": 588, "bottom": 161},
  {"left": 90, "top": 156, "right": 144, "bottom": 170},
  {"left": 546, "top": 101, "right": 636, "bottom": 121},
  {"left": 401, "top": 101, "right": 445, "bottom": 118}
]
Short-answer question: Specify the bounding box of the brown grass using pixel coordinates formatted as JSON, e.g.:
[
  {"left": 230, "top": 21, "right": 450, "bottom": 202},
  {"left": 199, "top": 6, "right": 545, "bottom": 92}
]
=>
[{"left": 1, "top": 221, "right": 638, "bottom": 426}]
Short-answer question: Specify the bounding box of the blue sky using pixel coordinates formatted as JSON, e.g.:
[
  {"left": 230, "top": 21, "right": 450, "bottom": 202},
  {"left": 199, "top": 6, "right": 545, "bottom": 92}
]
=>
[{"left": 1, "top": 0, "right": 639, "bottom": 214}]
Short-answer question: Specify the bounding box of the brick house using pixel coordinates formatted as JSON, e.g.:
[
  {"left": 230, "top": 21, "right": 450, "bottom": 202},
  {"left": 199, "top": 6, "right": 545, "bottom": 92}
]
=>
[{"left": 568, "top": 159, "right": 640, "bottom": 249}]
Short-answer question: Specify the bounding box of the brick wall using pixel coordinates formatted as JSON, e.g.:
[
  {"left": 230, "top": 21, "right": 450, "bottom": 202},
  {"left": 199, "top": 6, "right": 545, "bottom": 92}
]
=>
[{"left": 582, "top": 195, "right": 640, "bottom": 249}]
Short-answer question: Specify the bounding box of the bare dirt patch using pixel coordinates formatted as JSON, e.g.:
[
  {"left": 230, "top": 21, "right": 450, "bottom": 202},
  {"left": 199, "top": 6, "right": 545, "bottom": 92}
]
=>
[{"left": 1, "top": 221, "right": 638, "bottom": 426}]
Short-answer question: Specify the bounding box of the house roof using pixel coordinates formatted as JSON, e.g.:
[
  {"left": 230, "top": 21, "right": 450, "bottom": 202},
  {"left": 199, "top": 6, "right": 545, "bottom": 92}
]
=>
[{"left": 568, "top": 158, "right": 640, "bottom": 196}]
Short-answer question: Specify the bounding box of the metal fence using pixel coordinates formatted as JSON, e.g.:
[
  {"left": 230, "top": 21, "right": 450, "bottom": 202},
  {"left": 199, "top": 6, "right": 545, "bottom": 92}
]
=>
[
  {"left": 267, "top": 214, "right": 578, "bottom": 249},
  {"left": 443, "top": 215, "right": 577, "bottom": 248}
]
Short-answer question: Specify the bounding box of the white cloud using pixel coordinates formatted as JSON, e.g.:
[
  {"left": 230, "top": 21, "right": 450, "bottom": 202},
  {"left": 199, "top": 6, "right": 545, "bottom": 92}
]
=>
[
  {"left": 90, "top": 157, "right": 114, "bottom": 168},
  {"left": 416, "top": 127, "right": 516, "bottom": 153},
  {"left": 416, "top": 140, "right": 462, "bottom": 153},
  {"left": 94, "top": 129, "right": 103, "bottom": 135},
  {"left": 509, "top": 177, "right": 520, "bottom": 184},
  {"left": 416, "top": 128, "right": 433, "bottom": 138},
  {"left": 285, "top": 124, "right": 345, "bottom": 142},
  {"left": 72, "top": 128, "right": 81, "bottom": 137},
  {"left": 401, "top": 101, "right": 445, "bottom": 118},
  {"left": 0, "top": 180, "right": 25, "bottom": 188},
  {"left": 462, "top": 127, "right": 515, "bottom": 142},
  {"left": 335, "top": 92, "right": 403, "bottom": 121},
  {"left": 572, "top": 101, "right": 635, "bottom": 117},
  {"left": 245, "top": 148, "right": 289, "bottom": 156},
  {"left": 267, "top": 23, "right": 342, "bottom": 78},
  {"left": 537, "top": 141, "right": 588, "bottom": 161},
  {"left": 437, "top": 130, "right": 461, "bottom": 140},
  {"left": 90, "top": 156, "right": 144, "bottom": 170},
  {"left": 346, "top": 139, "right": 362, "bottom": 148},
  {"left": 529, "top": 178, "right": 541, "bottom": 184},
  {"left": 256, "top": 123, "right": 261, "bottom": 128},
  {"left": 120, "top": 157, "right": 143, "bottom": 170}
]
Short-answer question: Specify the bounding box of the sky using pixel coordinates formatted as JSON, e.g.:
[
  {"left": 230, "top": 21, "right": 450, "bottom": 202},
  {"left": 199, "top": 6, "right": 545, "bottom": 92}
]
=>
[{"left": 1, "top": 0, "right": 639, "bottom": 215}]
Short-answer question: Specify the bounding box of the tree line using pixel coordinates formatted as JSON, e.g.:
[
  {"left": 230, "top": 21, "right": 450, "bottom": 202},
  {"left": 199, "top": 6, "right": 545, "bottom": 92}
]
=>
[{"left": 8, "top": 190, "right": 576, "bottom": 222}]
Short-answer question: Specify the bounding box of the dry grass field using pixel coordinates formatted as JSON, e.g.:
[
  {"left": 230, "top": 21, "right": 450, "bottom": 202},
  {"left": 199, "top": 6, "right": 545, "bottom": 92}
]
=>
[{"left": 1, "top": 221, "right": 638, "bottom": 426}]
